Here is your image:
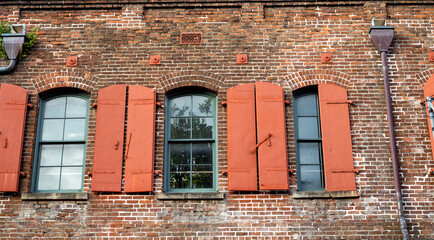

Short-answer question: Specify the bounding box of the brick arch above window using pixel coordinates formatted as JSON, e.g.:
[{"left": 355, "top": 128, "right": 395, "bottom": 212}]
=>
[
  {"left": 284, "top": 70, "right": 351, "bottom": 91},
  {"left": 31, "top": 69, "right": 100, "bottom": 94},
  {"left": 159, "top": 71, "right": 226, "bottom": 93},
  {"left": 416, "top": 68, "right": 434, "bottom": 86}
]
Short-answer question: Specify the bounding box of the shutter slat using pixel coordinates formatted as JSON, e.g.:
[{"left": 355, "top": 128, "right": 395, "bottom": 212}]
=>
[
  {"left": 0, "top": 84, "right": 28, "bottom": 192},
  {"left": 255, "top": 82, "right": 289, "bottom": 190},
  {"left": 318, "top": 84, "right": 356, "bottom": 191},
  {"left": 423, "top": 74, "right": 434, "bottom": 157},
  {"left": 91, "top": 85, "right": 126, "bottom": 192},
  {"left": 124, "top": 86, "right": 156, "bottom": 193},
  {"left": 227, "top": 83, "right": 257, "bottom": 191}
]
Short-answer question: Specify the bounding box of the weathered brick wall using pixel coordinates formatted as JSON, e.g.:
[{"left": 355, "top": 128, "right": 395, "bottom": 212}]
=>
[{"left": 0, "top": 1, "right": 433, "bottom": 239}]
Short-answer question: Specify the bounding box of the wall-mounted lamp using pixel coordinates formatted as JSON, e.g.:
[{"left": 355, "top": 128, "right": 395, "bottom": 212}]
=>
[{"left": 0, "top": 24, "right": 26, "bottom": 74}]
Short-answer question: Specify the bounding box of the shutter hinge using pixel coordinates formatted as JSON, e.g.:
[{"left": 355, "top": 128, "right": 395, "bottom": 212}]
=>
[
  {"left": 284, "top": 100, "right": 290, "bottom": 105},
  {"left": 20, "top": 172, "right": 26, "bottom": 177},
  {"left": 87, "top": 171, "right": 93, "bottom": 177},
  {"left": 222, "top": 170, "right": 228, "bottom": 176},
  {"left": 429, "top": 169, "right": 434, "bottom": 175},
  {"left": 156, "top": 102, "right": 162, "bottom": 107},
  {"left": 327, "top": 100, "right": 354, "bottom": 105},
  {"left": 90, "top": 102, "right": 98, "bottom": 109},
  {"left": 154, "top": 170, "right": 162, "bottom": 177},
  {"left": 288, "top": 169, "right": 294, "bottom": 175},
  {"left": 332, "top": 169, "right": 360, "bottom": 174},
  {"left": 27, "top": 103, "right": 37, "bottom": 109},
  {"left": 222, "top": 101, "right": 227, "bottom": 107}
]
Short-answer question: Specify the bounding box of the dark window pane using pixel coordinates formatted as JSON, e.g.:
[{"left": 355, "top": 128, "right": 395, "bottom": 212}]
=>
[
  {"left": 37, "top": 167, "right": 60, "bottom": 191},
  {"left": 60, "top": 167, "right": 82, "bottom": 190},
  {"left": 296, "top": 94, "right": 317, "bottom": 116},
  {"left": 298, "top": 117, "right": 319, "bottom": 139},
  {"left": 193, "top": 96, "right": 213, "bottom": 117},
  {"left": 41, "top": 119, "right": 64, "bottom": 141},
  {"left": 170, "top": 143, "right": 190, "bottom": 165},
  {"left": 44, "top": 97, "right": 66, "bottom": 118},
  {"left": 300, "top": 165, "right": 322, "bottom": 191},
  {"left": 192, "top": 165, "right": 213, "bottom": 172},
  {"left": 170, "top": 118, "right": 191, "bottom": 139},
  {"left": 66, "top": 97, "right": 87, "bottom": 118},
  {"left": 64, "top": 119, "right": 86, "bottom": 141},
  {"left": 192, "top": 143, "right": 213, "bottom": 164},
  {"left": 170, "top": 96, "right": 191, "bottom": 117},
  {"left": 63, "top": 144, "right": 85, "bottom": 166},
  {"left": 170, "top": 173, "right": 190, "bottom": 189},
  {"left": 299, "top": 142, "right": 321, "bottom": 165},
  {"left": 192, "top": 173, "right": 213, "bottom": 188},
  {"left": 192, "top": 118, "right": 213, "bottom": 139},
  {"left": 40, "top": 144, "right": 63, "bottom": 166}
]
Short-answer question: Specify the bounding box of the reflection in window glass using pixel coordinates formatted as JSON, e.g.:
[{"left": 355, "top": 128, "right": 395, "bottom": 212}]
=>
[{"left": 166, "top": 93, "right": 216, "bottom": 192}]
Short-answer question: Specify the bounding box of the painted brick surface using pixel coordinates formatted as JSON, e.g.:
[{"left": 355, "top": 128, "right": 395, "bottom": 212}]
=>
[{"left": 0, "top": 1, "right": 433, "bottom": 239}]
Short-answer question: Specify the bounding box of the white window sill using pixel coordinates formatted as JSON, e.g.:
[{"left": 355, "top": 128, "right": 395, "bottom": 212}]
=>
[
  {"left": 156, "top": 192, "right": 224, "bottom": 200},
  {"left": 292, "top": 190, "right": 359, "bottom": 199},
  {"left": 21, "top": 192, "right": 89, "bottom": 201}
]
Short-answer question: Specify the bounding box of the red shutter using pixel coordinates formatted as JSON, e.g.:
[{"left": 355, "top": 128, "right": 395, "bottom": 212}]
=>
[
  {"left": 318, "top": 84, "right": 356, "bottom": 191},
  {"left": 124, "top": 86, "right": 156, "bottom": 193},
  {"left": 0, "top": 84, "right": 28, "bottom": 192},
  {"left": 255, "top": 82, "right": 289, "bottom": 190},
  {"left": 423, "top": 74, "right": 434, "bottom": 157},
  {"left": 227, "top": 83, "right": 257, "bottom": 191},
  {"left": 91, "top": 85, "right": 126, "bottom": 192}
]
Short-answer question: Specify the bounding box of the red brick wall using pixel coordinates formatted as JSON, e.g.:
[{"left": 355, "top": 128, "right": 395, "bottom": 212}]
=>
[{"left": 1, "top": 1, "right": 433, "bottom": 239}]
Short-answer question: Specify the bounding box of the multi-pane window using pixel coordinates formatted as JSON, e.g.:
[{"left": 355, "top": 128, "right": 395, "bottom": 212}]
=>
[
  {"left": 33, "top": 93, "right": 89, "bottom": 192},
  {"left": 165, "top": 92, "right": 216, "bottom": 192},
  {"left": 293, "top": 87, "right": 325, "bottom": 191}
]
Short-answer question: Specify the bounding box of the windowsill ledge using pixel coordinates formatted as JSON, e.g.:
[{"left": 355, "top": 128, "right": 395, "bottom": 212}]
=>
[
  {"left": 156, "top": 192, "right": 224, "bottom": 200},
  {"left": 21, "top": 192, "right": 89, "bottom": 201},
  {"left": 292, "top": 190, "right": 359, "bottom": 199}
]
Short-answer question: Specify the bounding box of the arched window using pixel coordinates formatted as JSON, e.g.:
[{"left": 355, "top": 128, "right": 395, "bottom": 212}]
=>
[
  {"left": 32, "top": 92, "right": 89, "bottom": 192},
  {"left": 164, "top": 91, "right": 217, "bottom": 192}
]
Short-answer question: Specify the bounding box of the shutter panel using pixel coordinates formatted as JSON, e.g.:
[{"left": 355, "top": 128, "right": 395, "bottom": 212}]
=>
[
  {"left": 124, "top": 86, "right": 156, "bottom": 192},
  {"left": 91, "top": 85, "right": 126, "bottom": 192},
  {"left": 0, "top": 84, "right": 28, "bottom": 192},
  {"left": 318, "top": 84, "right": 356, "bottom": 191},
  {"left": 255, "top": 82, "right": 289, "bottom": 190},
  {"left": 423, "top": 74, "right": 434, "bottom": 157},
  {"left": 227, "top": 83, "right": 257, "bottom": 191}
]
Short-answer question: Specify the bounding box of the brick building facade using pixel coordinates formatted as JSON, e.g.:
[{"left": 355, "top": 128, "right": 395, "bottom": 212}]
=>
[{"left": 0, "top": 0, "right": 433, "bottom": 239}]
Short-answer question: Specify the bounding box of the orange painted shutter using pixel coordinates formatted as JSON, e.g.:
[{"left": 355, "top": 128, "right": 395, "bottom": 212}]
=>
[
  {"left": 0, "top": 84, "right": 28, "bottom": 192},
  {"left": 318, "top": 84, "right": 356, "bottom": 191},
  {"left": 423, "top": 74, "right": 434, "bottom": 157},
  {"left": 227, "top": 83, "right": 257, "bottom": 191},
  {"left": 91, "top": 85, "right": 126, "bottom": 192},
  {"left": 255, "top": 82, "right": 289, "bottom": 190},
  {"left": 124, "top": 86, "right": 156, "bottom": 193}
]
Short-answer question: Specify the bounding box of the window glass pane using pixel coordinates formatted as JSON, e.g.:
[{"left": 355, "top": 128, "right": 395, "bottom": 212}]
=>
[
  {"left": 66, "top": 97, "right": 87, "bottom": 118},
  {"left": 193, "top": 96, "right": 213, "bottom": 117},
  {"left": 170, "top": 165, "right": 191, "bottom": 172},
  {"left": 60, "top": 167, "right": 83, "bottom": 190},
  {"left": 44, "top": 97, "right": 66, "bottom": 118},
  {"left": 299, "top": 142, "right": 321, "bottom": 165},
  {"left": 192, "top": 118, "right": 213, "bottom": 139},
  {"left": 64, "top": 119, "right": 86, "bottom": 141},
  {"left": 37, "top": 167, "right": 60, "bottom": 190},
  {"left": 41, "top": 119, "right": 64, "bottom": 141},
  {"left": 192, "top": 143, "right": 213, "bottom": 164},
  {"left": 63, "top": 144, "right": 85, "bottom": 166},
  {"left": 170, "top": 173, "right": 190, "bottom": 189},
  {"left": 192, "top": 165, "right": 213, "bottom": 171},
  {"left": 296, "top": 94, "right": 317, "bottom": 116},
  {"left": 298, "top": 117, "right": 319, "bottom": 139},
  {"left": 170, "top": 118, "right": 191, "bottom": 139},
  {"left": 170, "top": 96, "right": 191, "bottom": 117},
  {"left": 40, "top": 144, "right": 63, "bottom": 166},
  {"left": 300, "top": 165, "right": 322, "bottom": 190},
  {"left": 192, "top": 173, "right": 213, "bottom": 188},
  {"left": 170, "top": 143, "right": 190, "bottom": 165}
]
